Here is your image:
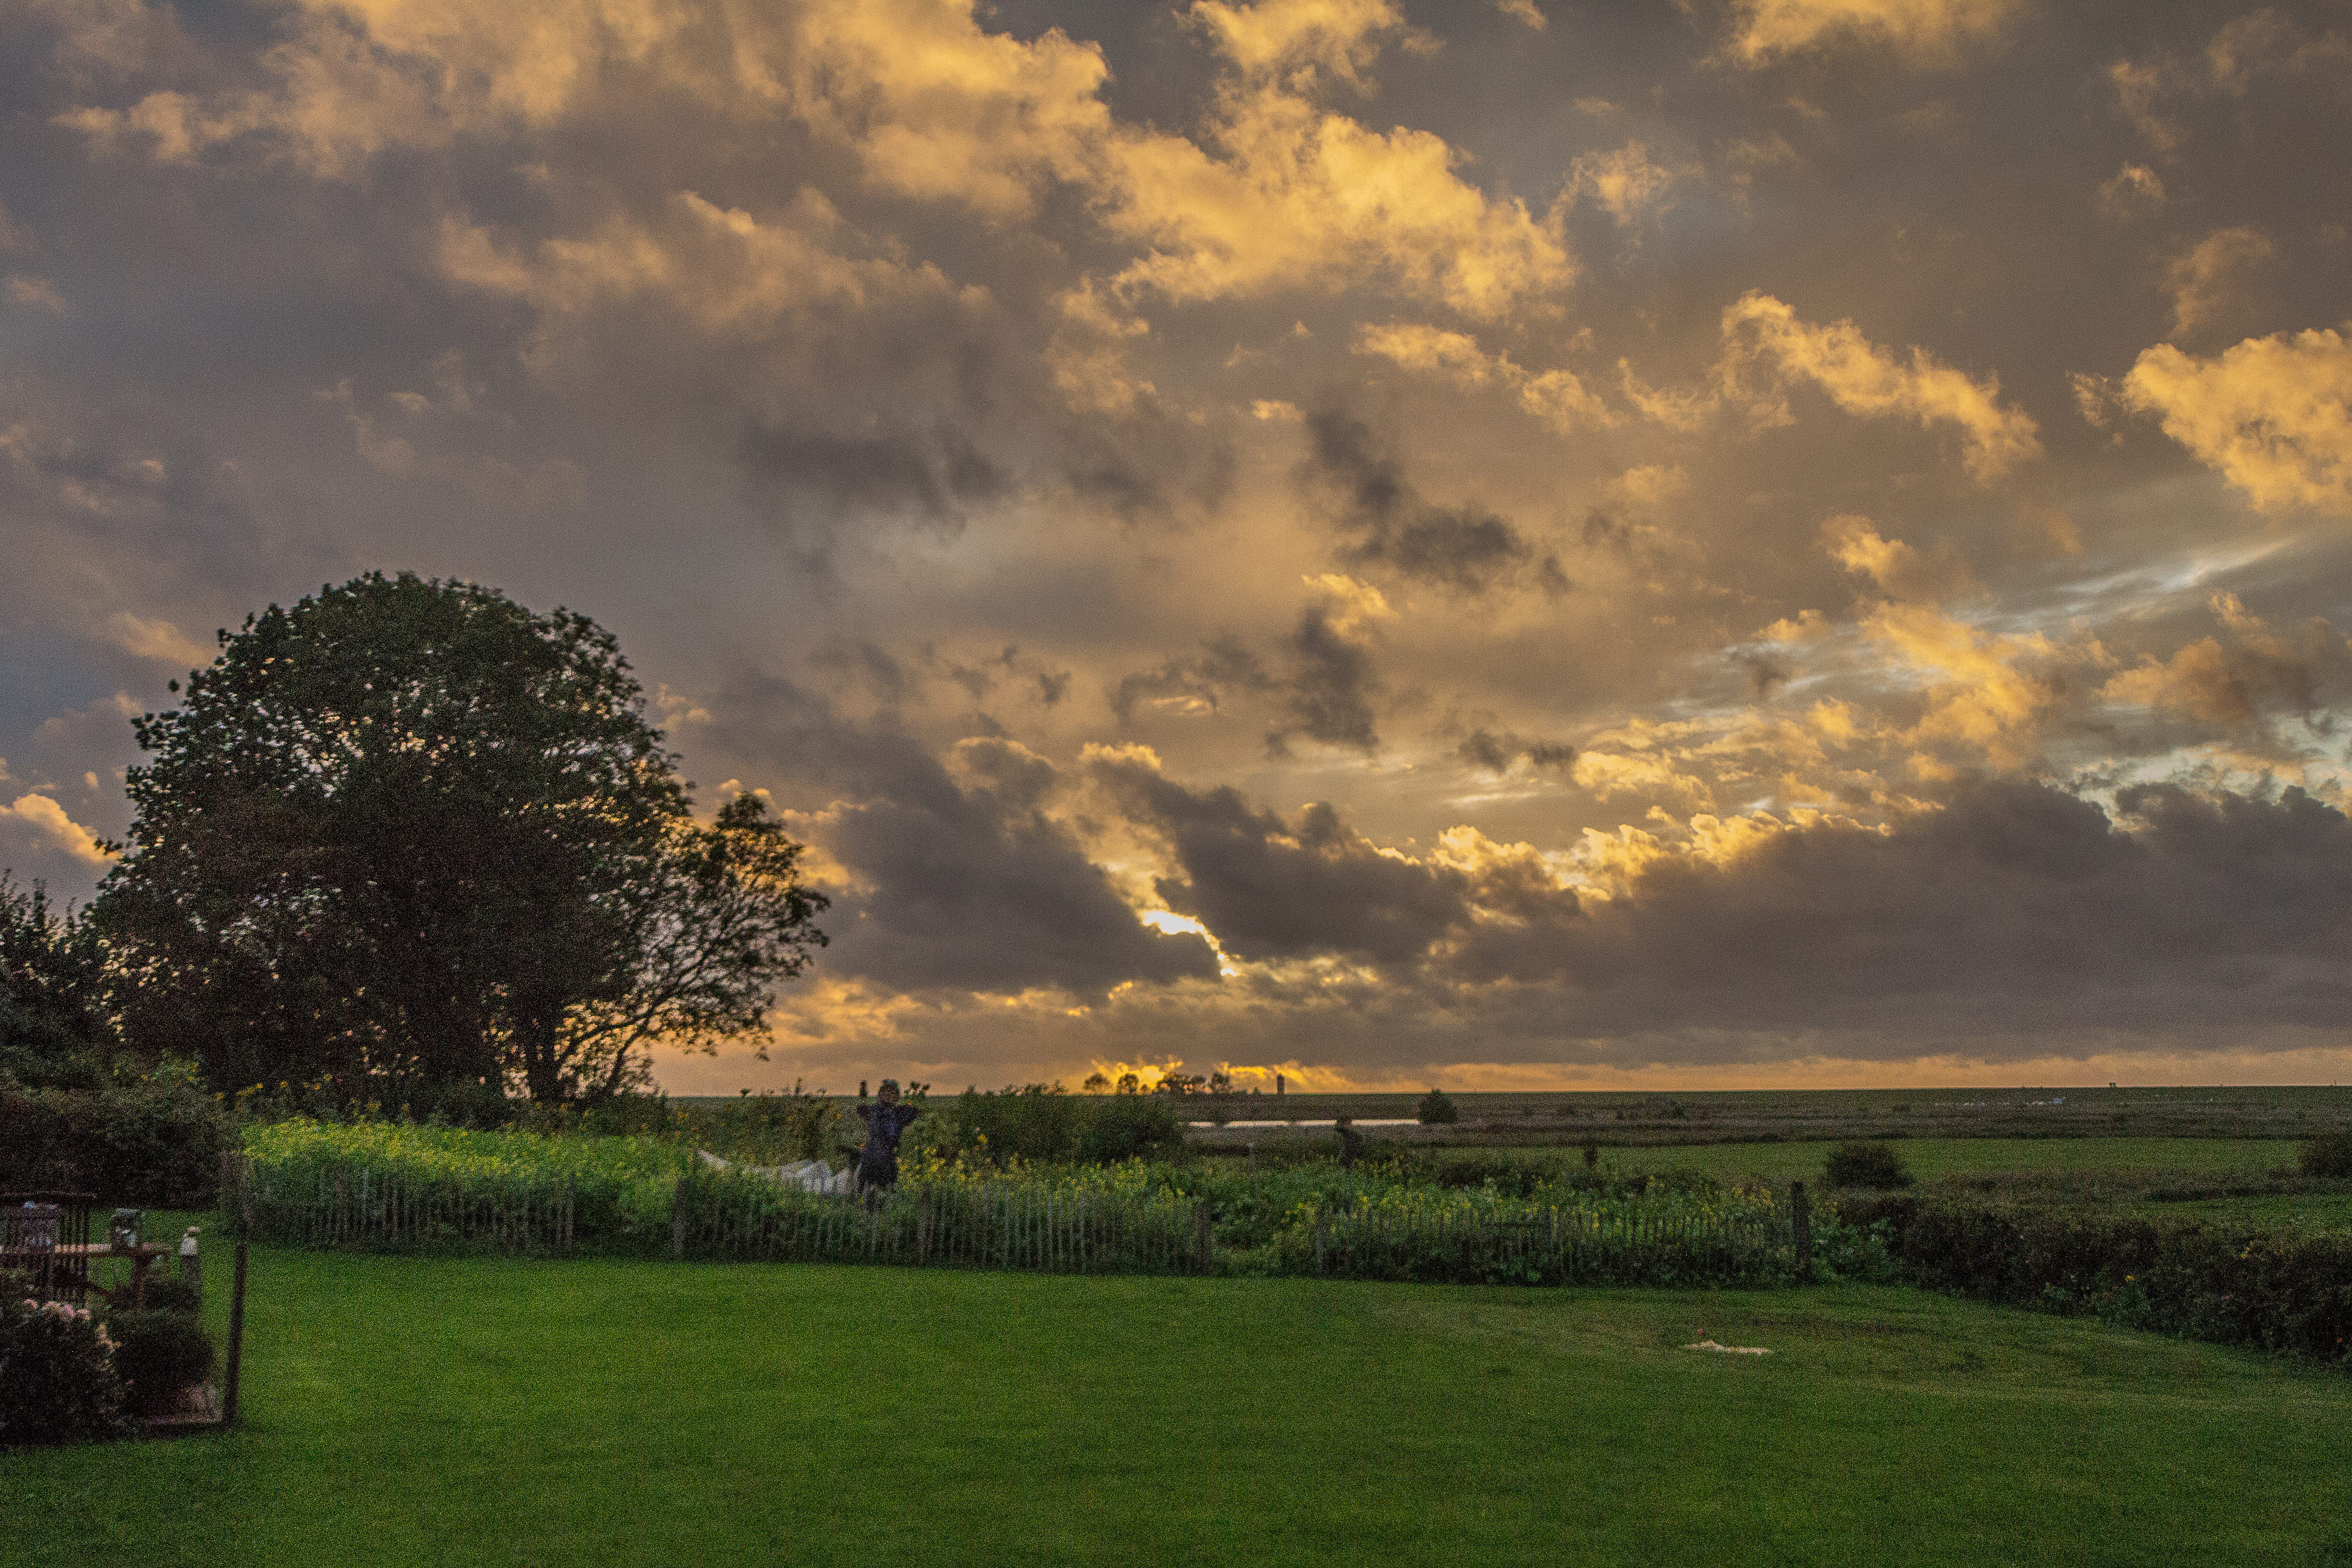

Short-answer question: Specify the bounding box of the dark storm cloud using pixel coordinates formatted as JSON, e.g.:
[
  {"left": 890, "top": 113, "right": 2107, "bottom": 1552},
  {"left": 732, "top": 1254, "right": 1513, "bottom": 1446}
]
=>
[
  {"left": 1062, "top": 402, "right": 1237, "bottom": 527},
  {"left": 1110, "top": 610, "right": 1386, "bottom": 757},
  {"left": 1445, "top": 779, "right": 2352, "bottom": 1041},
  {"left": 1271, "top": 602, "right": 1380, "bottom": 755},
  {"left": 706, "top": 671, "right": 1216, "bottom": 995},
  {"left": 1299, "top": 407, "right": 1552, "bottom": 594},
  {"left": 738, "top": 423, "right": 1010, "bottom": 529},
  {"left": 1110, "top": 637, "right": 1270, "bottom": 725},
  {"left": 1454, "top": 728, "right": 1576, "bottom": 775},
  {"left": 1092, "top": 755, "right": 1471, "bottom": 967}
]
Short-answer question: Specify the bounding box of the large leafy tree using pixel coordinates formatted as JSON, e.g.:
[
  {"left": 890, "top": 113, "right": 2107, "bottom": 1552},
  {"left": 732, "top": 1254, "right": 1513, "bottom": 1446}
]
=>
[{"left": 97, "top": 572, "right": 826, "bottom": 1103}]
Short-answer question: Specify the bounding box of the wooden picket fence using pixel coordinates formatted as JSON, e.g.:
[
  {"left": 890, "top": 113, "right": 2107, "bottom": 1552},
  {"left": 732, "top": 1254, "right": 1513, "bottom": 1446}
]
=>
[
  {"left": 676, "top": 1171, "right": 1214, "bottom": 1275},
  {"left": 1307, "top": 1198, "right": 1803, "bottom": 1286},
  {"left": 230, "top": 1151, "right": 1814, "bottom": 1287},
  {"left": 240, "top": 1159, "right": 581, "bottom": 1256}
]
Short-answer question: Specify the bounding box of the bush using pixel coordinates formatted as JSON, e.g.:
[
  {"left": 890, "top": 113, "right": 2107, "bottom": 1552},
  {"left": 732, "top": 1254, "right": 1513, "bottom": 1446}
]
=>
[
  {"left": 953, "top": 1085, "right": 1084, "bottom": 1165},
  {"left": 0, "top": 1060, "right": 229, "bottom": 1204},
  {"left": 1824, "top": 1140, "right": 1912, "bottom": 1190},
  {"left": 1074, "top": 1096, "right": 1183, "bottom": 1165},
  {"left": 2299, "top": 1132, "right": 2352, "bottom": 1179},
  {"left": 1417, "top": 1088, "right": 1458, "bottom": 1125},
  {"left": 1830, "top": 1193, "right": 2352, "bottom": 1364},
  {"left": 105, "top": 1307, "right": 216, "bottom": 1418},
  {"left": 139, "top": 1275, "right": 201, "bottom": 1316},
  {"left": 0, "top": 1295, "right": 131, "bottom": 1446}
]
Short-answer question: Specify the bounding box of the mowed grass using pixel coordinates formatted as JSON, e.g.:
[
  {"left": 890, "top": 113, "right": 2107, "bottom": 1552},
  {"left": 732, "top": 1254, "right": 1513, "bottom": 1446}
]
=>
[{"left": 7, "top": 1243, "right": 2350, "bottom": 1567}]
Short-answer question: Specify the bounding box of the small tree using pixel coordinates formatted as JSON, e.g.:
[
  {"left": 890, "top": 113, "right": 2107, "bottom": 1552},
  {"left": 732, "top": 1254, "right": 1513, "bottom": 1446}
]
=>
[
  {"left": 1417, "top": 1087, "right": 1458, "bottom": 1125},
  {"left": 1081, "top": 1071, "right": 1110, "bottom": 1094}
]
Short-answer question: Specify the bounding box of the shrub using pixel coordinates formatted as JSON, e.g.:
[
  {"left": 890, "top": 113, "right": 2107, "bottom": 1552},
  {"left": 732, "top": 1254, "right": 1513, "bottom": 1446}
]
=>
[
  {"left": 2299, "top": 1132, "right": 2352, "bottom": 1179},
  {"left": 1824, "top": 1140, "right": 1912, "bottom": 1190},
  {"left": 1417, "top": 1088, "right": 1458, "bottom": 1125},
  {"left": 953, "top": 1085, "right": 1084, "bottom": 1165},
  {"left": 105, "top": 1308, "right": 216, "bottom": 1418},
  {"left": 139, "top": 1275, "right": 201, "bottom": 1316},
  {"left": 0, "top": 1060, "right": 229, "bottom": 1204},
  {"left": 0, "top": 1295, "right": 131, "bottom": 1446},
  {"left": 1075, "top": 1096, "right": 1183, "bottom": 1165},
  {"left": 1830, "top": 1193, "right": 2352, "bottom": 1364}
]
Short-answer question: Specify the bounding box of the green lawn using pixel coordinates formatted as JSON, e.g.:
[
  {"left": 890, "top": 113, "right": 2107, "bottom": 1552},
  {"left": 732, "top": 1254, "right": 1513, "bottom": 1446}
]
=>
[{"left": 7, "top": 1243, "right": 2350, "bottom": 1566}]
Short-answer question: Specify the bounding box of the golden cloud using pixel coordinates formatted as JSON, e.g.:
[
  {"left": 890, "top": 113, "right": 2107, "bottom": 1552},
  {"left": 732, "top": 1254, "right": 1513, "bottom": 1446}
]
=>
[
  {"left": 1720, "top": 0, "right": 2022, "bottom": 66},
  {"left": 1353, "top": 322, "right": 1614, "bottom": 430},
  {"left": 1718, "top": 291, "right": 2042, "bottom": 481},
  {"left": 2119, "top": 324, "right": 2352, "bottom": 516},
  {"left": 2098, "top": 593, "right": 2341, "bottom": 724},
  {"left": 0, "top": 792, "right": 112, "bottom": 867},
  {"left": 1566, "top": 141, "right": 1677, "bottom": 227},
  {"left": 2165, "top": 226, "right": 2272, "bottom": 337},
  {"left": 102, "top": 611, "right": 212, "bottom": 668}
]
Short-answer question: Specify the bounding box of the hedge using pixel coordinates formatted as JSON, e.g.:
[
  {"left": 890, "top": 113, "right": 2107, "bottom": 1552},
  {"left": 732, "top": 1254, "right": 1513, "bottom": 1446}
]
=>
[
  {"left": 1835, "top": 1194, "right": 2352, "bottom": 1363},
  {"left": 0, "top": 1069, "right": 229, "bottom": 1205}
]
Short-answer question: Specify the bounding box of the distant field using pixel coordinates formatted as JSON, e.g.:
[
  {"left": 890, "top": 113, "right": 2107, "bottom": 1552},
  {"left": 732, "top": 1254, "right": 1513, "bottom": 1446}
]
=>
[
  {"left": 1186, "top": 1084, "right": 2352, "bottom": 1148},
  {"left": 7, "top": 1243, "right": 2349, "bottom": 1566},
  {"left": 1600, "top": 1136, "right": 2305, "bottom": 1184}
]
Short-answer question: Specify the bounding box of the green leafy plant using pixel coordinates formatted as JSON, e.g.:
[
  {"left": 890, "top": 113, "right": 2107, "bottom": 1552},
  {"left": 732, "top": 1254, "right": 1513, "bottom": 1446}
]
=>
[
  {"left": 1074, "top": 1096, "right": 1183, "bottom": 1164},
  {"left": 0, "top": 1058, "right": 229, "bottom": 1204},
  {"left": 1824, "top": 1140, "right": 1913, "bottom": 1190},
  {"left": 104, "top": 1307, "right": 216, "bottom": 1419},
  {"left": 0, "top": 1295, "right": 132, "bottom": 1446},
  {"left": 1832, "top": 1192, "right": 2352, "bottom": 1363}
]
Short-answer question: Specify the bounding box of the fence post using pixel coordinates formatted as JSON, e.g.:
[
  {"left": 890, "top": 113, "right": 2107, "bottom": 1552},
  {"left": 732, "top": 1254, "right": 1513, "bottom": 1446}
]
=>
[
  {"left": 1790, "top": 1180, "right": 1811, "bottom": 1267},
  {"left": 672, "top": 1176, "right": 689, "bottom": 1260},
  {"left": 1194, "top": 1200, "right": 1213, "bottom": 1275},
  {"left": 221, "top": 1154, "right": 250, "bottom": 1429}
]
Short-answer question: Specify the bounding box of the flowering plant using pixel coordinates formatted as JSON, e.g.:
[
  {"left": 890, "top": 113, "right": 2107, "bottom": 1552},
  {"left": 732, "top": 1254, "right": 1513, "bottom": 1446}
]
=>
[{"left": 0, "top": 1293, "right": 132, "bottom": 1446}]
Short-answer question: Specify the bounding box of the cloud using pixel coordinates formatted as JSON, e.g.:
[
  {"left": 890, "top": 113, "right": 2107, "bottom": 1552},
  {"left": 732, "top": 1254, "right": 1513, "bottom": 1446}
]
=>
[
  {"left": 100, "top": 611, "right": 212, "bottom": 668},
  {"left": 1719, "top": 0, "right": 2023, "bottom": 66},
  {"left": 2098, "top": 593, "right": 2345, "bottom": 725},
  {"left": 1716, "top": 292, "right": 2043, "bottom": 482},
  {"left": 2097, "top": 163, "right": 2166, "bottom": 216},
  {"left": 1275, "top": 596, "right": 1383, "bottom": 755},
  {"left": 1519, "top": 779, "right": 2352, "bottom": 1037},
  {"left": 1299, "top": 407, "right": 1557, "bottom": 592},
  {"left": 1098, "top": 2, "right": 1573, "bottom": 317},
  {"left": 0, "top": 793, "right": 111, "bottom": 868},
  {"left": 710, "top": 674, "right": 1219, "bottom": 996},
  {"left": 1091, "top": 749, "right": 1472, "bottom": 967},
  {"left": 1565, "top": 141, "right": 1678, "bottom": 229},
  {"left": 2165, "top": 226, "right": 2273, "bottom": 337},
  {"left": 1354, "top": 323, "right": 1614, "bottom": 432},
  {"left": 2118, "top": 324, "right": 2352, "bottom": 516},
  {"left": 779, "top": 0, "right": 1574, "bottom": 318}
]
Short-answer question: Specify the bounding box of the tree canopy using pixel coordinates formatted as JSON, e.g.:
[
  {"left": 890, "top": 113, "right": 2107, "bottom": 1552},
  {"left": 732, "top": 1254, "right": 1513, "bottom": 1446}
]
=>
[
  {"left": 97, "top": 572, "right": 826, "bottom": 1103},
  {"left": 0, "top": 875, "right": 115, "bottom": 1091}
]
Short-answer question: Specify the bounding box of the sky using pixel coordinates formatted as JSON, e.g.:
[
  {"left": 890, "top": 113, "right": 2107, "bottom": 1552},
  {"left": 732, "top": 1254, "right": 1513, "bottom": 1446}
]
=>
[{"left": 4, "top": 0, "right": 2352, "bottom": 1096}]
